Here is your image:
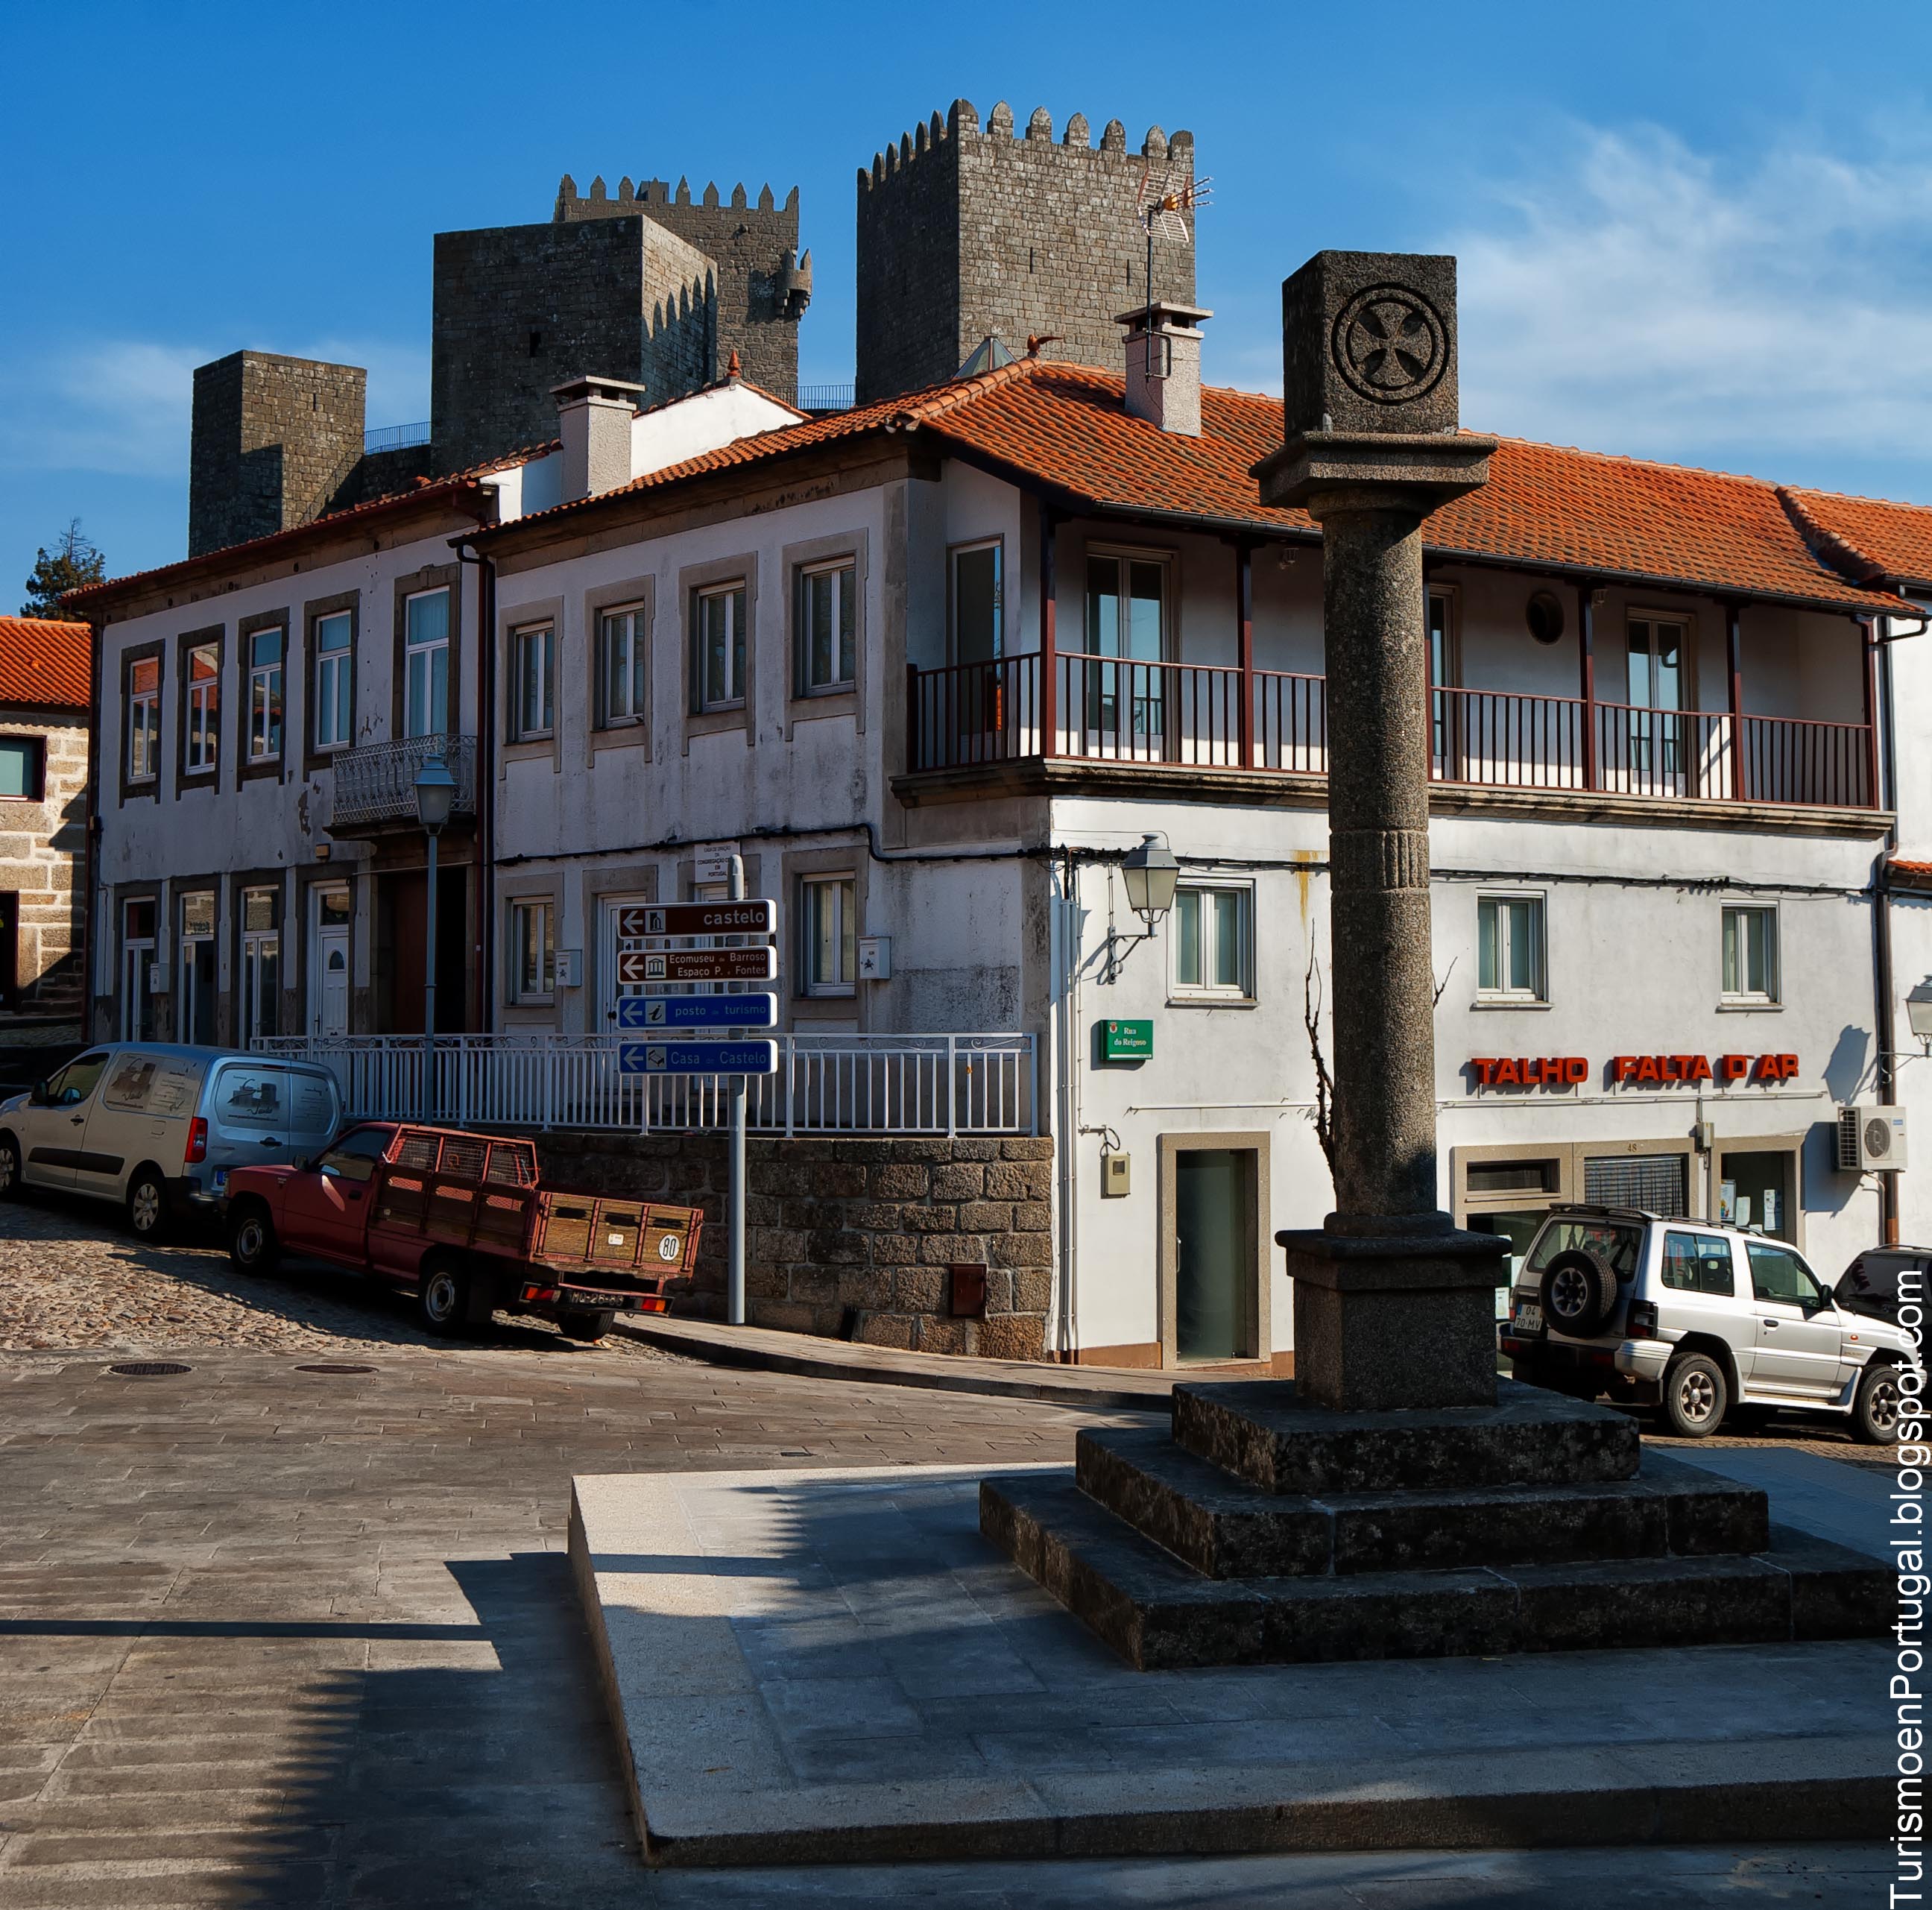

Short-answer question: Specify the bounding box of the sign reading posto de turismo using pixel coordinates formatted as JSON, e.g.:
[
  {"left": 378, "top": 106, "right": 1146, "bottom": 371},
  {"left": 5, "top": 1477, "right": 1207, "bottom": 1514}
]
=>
[{"left": 1468, "top": 1052, "right": 1802, "bottom": 1089}]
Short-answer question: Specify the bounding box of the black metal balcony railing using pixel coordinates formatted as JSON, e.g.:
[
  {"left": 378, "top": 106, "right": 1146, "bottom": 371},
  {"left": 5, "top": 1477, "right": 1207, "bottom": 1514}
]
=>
[
  {"left": 328, "top": 734, "right": 477, "bottom": 830},
  {"left": 905, "top": 656, "right": 1877, "bottom": 811}
]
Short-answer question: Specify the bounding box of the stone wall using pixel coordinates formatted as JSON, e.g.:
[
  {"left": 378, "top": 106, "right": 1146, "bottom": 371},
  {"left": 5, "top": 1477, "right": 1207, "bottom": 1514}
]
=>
[
  {"left": 533, "top": 1132, "right": 1055, "bottom": 1359},
  {"left": 0, "top": 710, "right": 87, "bottom": 1009},
  {"left": 188, "top": 352, "right": 367, "bottom": 558},
  {"left": 856, "top": 100, "right": 1197, "bottom": 403}
]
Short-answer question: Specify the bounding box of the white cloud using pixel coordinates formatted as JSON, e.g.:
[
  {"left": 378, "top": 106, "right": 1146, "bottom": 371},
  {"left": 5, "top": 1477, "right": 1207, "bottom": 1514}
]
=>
[
  {"left": 1448, "top": 124, "right": 1932, "bottom": 479},
  {"left": 0, "top": 336, "right": 429, "bottom": 479}
]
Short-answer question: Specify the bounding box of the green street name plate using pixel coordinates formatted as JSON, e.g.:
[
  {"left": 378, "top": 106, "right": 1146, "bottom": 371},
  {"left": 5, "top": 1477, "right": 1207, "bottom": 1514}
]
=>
[{"left": 1101, "top": 1018, "right": 1153, "bottom": 1061}]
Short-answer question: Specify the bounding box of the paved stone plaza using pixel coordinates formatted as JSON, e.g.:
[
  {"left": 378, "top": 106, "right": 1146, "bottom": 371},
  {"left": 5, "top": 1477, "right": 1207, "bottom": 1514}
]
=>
[{"left": 0, "top": 1191, "right": 1895, "bottom": 1906}]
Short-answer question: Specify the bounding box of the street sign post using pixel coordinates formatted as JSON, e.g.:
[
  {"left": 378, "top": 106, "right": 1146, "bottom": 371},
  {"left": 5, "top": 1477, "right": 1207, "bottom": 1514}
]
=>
[
  {"left": 614, "top": 900, "right": 774, "bottom": 939},
  {"left": 615, "top": 992, "right": 778, "bottom": 1030},
  {"left": 616, "top": 947, "right": 777, "bottom": 985},
  {"left": 618, "top": 1040, "right": 779, "bottom": 1077}
]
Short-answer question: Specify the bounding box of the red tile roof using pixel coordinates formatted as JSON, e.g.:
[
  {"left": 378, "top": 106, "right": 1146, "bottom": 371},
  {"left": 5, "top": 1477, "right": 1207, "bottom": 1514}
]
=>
[
  {"left": 491, "top": 358, "right": 1912, "bottom": 614},
  {"left": 66, "top": 443, "right": 556, "bottom": 611},
  {"left": 0, "top": 617, "right": 92, "bottom": 709},
  {"left": 1783, "top": 488, "right": 1932, "bottom": 590}
]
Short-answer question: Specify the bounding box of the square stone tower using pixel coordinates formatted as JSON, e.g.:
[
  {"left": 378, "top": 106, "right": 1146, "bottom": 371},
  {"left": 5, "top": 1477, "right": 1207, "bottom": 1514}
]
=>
[
  {"left": 856, "top": 101, "right": 1198, "bottom": 403},
  {"left": 188, "top": 351, "right": 366, "bottom": 557}
]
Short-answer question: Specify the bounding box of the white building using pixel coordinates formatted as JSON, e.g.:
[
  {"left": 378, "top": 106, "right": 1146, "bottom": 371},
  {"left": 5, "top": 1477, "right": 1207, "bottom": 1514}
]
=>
[{"left": 77, "top": 313, "right": 1922, "bottom": 1369}]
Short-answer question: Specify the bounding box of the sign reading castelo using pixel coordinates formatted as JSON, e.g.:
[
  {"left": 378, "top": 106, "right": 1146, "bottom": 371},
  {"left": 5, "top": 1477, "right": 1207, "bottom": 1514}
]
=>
[{"left": 1468, "top": 1053, "right": 1802, "bottom": 1088}]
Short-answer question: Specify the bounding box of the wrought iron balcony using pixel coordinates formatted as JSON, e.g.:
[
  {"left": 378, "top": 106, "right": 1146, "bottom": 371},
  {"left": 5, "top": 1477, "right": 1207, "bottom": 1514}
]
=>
[{"left": 327, "top": 734, "right": 477, "bottom": 833}]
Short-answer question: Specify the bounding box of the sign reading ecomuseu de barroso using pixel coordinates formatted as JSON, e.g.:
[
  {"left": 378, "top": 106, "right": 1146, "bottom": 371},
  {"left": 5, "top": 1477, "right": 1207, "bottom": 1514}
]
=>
[
  {"left": 615, "top": 993, "right": 777, "bottom": 1030},
  {"left": 618, "top": 1041, "right": 779, "bottom": 1077},
  {"left": 616, "top": 947, "right": 778, "bottom": 985}
]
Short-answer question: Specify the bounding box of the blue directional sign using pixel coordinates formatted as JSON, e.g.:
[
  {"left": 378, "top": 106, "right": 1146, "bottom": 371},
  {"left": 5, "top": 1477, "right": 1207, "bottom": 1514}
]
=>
[
  {"left": 619, "top": 1040, "right": 780, "bottom": 1077},
  {"left": 616, "top": 992, "right": 778, "bottom": 1031}
]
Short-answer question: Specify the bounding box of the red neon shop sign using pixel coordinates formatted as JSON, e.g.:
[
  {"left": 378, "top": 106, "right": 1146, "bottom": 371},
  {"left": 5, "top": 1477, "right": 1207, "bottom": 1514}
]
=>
[{"left": 1468, "top": 1053, "right": 1799, "bottom": 1089}]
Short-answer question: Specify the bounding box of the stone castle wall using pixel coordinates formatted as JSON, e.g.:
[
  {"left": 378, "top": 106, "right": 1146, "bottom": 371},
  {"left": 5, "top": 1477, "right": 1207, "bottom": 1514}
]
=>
[
  {"left": 856, "top": 100, "right": 1197, "bottom": 403},
  {"left": 0, "top": 710, "right": 87, "bottom": 1008},
  {"left": 534, "top": 1131, "right": 1055, "bottom": 1359},
  {"left": 188, "top": 353, "right": 366, "bottom": 558}
]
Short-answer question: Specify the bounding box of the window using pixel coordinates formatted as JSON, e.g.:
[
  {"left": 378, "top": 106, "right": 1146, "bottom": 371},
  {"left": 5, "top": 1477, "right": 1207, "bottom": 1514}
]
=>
[
  {"left": 178, "top": 892, "right": 217, "bottom": 1047},
  {"left": 1722, "top": 905, "right": 1778, "bottom": 1003},
  {"left": 1477, "top": 894, "right": 1545, "bottom": 1002},
  {"left": 598, "top": 604, "right": 648, "bottom": 725},
  {"left": 314, "top": 611, "right": 353, "bottom": 750},
  {"left": 1746, "top": 1240, "right": 1825, "bottom": 1308},
  {"left": 1081, "top": 550, "right": 1169, "bottom": 740},
  {"left": 1429, "top": 589, "right": 1459, "bottom": 772},
  {"left": 121, "top": 898, "right": 157, "bottom": 1040},
  {"left": 511, "top": 898, "right": 555, "bottom": 1000},
  {"left": 247, "top": 628, "right": 283, "bottom": 761},
  {"left": 127, "top": 656, "right": 160, "bottom": 782},
  {"left": 951, "top": 541, "right": 1002, "bottom": 666},
  {"left": 318, "top": 1126, "right": 390, "bottom": 1184},
  {"left": 800, "top": 876, "right": 856, "bottom": 997},
  {"left": 186, "top": 643, "right": 220, "bottom": 774},
  {"left": 1172, "top": 883, "right": 1252, "bottom": 998},
  {"left": 693, "top": 584, "right": 746, "bottom": 710},
  {"left": 241, "top": 886, "right": 280, "bottom": 1041},
  {"left": 1661, "top": 1231, "right": 1736, "bottom": 1296},
  {"left": 0, "top": 737, "right": 43, "bottom": 800},
  {"left": 405, "top": 589, "right": 451, "bottom": 737},
  {"left": 796, "top": 561, "right": 856, "bottom": 694},
  {"left": 511, "top": 623, "right": 554, "bottom": 740},
  {"left": 43, "top": 1050, "right": 109, "bottom": 1109},
  {"left": 1626, "top": 615, "right": 1689, "bottom": 783}
]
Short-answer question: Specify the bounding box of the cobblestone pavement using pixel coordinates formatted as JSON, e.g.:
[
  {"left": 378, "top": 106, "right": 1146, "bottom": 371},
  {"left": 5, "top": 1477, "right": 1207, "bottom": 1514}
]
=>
[{"left": 0, "top": 1187, "right": 684, "bottom": 1359}]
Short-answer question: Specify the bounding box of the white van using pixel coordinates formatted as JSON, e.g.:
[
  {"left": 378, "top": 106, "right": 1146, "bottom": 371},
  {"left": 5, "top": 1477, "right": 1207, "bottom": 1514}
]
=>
[{"left": 0, "top": 1043, "right": 342, "bottom": 1238}]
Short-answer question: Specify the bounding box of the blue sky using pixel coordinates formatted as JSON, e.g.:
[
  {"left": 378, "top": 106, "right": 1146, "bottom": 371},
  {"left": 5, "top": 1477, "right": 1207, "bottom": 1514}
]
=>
[{"left": 6, "top": 1, "right": 1932, "bottom": 602}]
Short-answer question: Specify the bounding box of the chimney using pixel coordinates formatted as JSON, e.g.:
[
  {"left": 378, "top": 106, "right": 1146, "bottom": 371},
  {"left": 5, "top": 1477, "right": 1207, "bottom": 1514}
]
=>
[
  {"left": 1114, "top": 300, "right": 1212, "bottom": 436},
  {"left": 552, "top": 375, "right": 645, "bottom": 501}
]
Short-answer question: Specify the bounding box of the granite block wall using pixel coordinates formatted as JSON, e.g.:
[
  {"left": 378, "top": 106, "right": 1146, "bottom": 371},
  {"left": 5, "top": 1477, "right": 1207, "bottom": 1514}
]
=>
[
  {"left": 0, "top": 712, "right": 87, "bottom": 1009},
  {"left": 534, "top": 1131, "right": 1056, "bottom": 1360}
]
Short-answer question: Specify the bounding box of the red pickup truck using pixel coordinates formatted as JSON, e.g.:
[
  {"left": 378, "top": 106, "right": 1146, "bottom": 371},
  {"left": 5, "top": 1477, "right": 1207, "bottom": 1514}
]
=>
[{"left": 224, "top": 1121, "right": 702, "bottom": 1340}]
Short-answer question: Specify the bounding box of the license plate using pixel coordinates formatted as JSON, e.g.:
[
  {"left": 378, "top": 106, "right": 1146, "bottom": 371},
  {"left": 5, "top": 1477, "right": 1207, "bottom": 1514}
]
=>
[
  {"left": 212, "top": 1169, "right": 228, "bottom": 1194},
  {"left": 1514, "top": 1301, "right": 1542, "bottom": 1334}
]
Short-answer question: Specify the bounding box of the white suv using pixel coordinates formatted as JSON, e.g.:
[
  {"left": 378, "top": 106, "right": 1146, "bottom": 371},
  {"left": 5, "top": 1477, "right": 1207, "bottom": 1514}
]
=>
[{"left": 1499, "top": 1205, "right": 1918, "bottom": 1443}]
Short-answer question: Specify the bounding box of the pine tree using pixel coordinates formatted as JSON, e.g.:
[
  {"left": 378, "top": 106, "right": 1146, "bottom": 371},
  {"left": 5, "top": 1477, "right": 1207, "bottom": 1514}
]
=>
[{"left": 19, "top": 520, "right": 105, "bottom": 620}]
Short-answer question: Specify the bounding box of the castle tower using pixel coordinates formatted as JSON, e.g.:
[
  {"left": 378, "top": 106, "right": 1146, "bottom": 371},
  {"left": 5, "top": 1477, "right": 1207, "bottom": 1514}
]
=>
[
  {"left": 855, "top": 101, "right": 1198, "bottom": 403},
  {"left": 430, "top": 176, "right": 807, "bottom": 475}
]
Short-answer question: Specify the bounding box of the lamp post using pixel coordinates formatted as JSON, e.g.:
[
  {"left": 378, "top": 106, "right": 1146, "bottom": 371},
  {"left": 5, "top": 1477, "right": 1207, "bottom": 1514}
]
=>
[{"left": 414, "top": 753, "right": 457, "bottom": 1121}]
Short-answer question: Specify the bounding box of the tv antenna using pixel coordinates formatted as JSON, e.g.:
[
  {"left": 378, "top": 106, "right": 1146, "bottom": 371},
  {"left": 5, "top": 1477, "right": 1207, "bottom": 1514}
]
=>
[{"left": 1134, "top": 161, "right": 1211, "bottom": 312}]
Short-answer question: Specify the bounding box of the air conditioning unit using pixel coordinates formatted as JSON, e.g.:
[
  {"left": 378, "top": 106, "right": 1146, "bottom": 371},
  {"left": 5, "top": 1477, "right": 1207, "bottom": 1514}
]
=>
[{"left": 1838, "top": 1104, "right": 1909, "bottom": 1173}]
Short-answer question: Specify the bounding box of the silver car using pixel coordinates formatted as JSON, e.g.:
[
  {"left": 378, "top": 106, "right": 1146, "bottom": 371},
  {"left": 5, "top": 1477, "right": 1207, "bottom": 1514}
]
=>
[
  {"left": 1499, "top": 1203, "right": 1919, "bottom": 1443},
  {"left": 0, "top": 1042, "right": 341, "bottom": 1239}
]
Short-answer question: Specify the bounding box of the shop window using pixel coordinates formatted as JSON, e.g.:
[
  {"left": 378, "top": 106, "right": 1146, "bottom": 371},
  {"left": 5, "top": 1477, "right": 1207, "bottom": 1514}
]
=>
[
  {"left": 1722, "top": 904, "right": 1778, "bottom": 1004},
  {"left": 1172, "top": 883, "right": 1253, "bottom": 999},
  {"left": 800, "top": 875, "right": 856, "bottom": 997},
  {"left": 1583, "top": 1151, "right": 1688, "bottom": 1212},
  {"left": 511, "top": 899, "right": 555, "bottom": 1001},
  {"left": 598, "top": 605, "right": 648, "bottom": 726},
  {"left": 1466, "top": 1159, "right": 1559, "bottom": 1196},
  {"left": 795, "top": 561, "right": 856, "bottom": 694},
  {"left": 1477, "top": 893, "right": 1545, "bottom": 1002},
  {"left": 1661, "top": 1230, "right": 1736, "bottom": 1296}
]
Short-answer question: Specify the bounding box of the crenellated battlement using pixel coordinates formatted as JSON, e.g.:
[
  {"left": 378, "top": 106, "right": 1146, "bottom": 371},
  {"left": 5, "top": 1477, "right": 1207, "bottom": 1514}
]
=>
[
  {"left": 858, "top": 100, "right": 1195, "bottom": 192},
  {"left": 555, "top": 176, "right": 801, "bottom": 221}
]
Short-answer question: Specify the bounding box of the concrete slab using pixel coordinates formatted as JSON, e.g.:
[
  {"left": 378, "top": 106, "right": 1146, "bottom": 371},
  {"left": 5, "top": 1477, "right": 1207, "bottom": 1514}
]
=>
[
  {"left": 1667, "top": 1446, "right": 1892, "bottom": 1561},
  {"left": 570, "top": 1464, "right": 1891, "bottom": 1869}
]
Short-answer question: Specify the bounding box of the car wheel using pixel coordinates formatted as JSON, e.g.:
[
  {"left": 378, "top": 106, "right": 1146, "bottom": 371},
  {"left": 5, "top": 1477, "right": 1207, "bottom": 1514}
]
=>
[
  {"left": 559, "top": 1308, "right": 614, "bottom": 1343},
  {"left": 1661, "top": 1352, "right": 1728, "bottom": 1438},
  {"left": 416, "top": 1260, "right": 474, "bottom": 1338},
  {"left": 1852, "top": 1364, "right": 1905, "bottom": 1446},
  {"left": 1540, "top": 1249, "right": 1620, "bottom": 1337},
  {"left": 0, "top": 1134, "right": 19, "bottom": 1199},
  {"left": 230, "top": 1203, "right": 280, "bottom": 1276},
  {"left": 126, "top": 1167, "right": 168, "bottom": 1241}
]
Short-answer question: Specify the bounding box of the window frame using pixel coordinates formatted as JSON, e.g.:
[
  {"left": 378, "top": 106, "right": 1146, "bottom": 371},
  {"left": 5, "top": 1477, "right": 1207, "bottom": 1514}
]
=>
[
  {"left": 177, "top": 889, "right": 219, "bottom": 1047},
  {"left": 183, "top": 639, "right": 221, "bottom": 778},
  {"left": 947, "top": 537, "right": 1005, "bottom": 666},
  {"left": 798, "top": 873, "right": 857, "bottom": 1000},
  {"left": 312, "top": 608, "right": 354, "bottom": 754},
  {"left": 0, "top": 734, "right": 46, "bottom": 802},
  {"left": 509, "top": 897, "right": 556, "bottom": 1003},
  {"left": 1720, "top": 902, "right": 1781, "bottom": 1006},
  {"left": 794, "top": 559, "right": 857, "bottom": 696},
  {"left": 1169, "top": 879, "right": 1255, "bottom": 1003},
  {"left": 596, "top": 601, "right": 649, "bottom": 730},
  {"left": 1475, "top": 891, "right": 1548, "bottom": 1006},
  {"left": 402, "top": 584, "right": 454, "bottom": 740},
  {"left": 124, "top": 649, "right": 162, "bottom": 789},
  {"left": 239, "top": 885, "right": 281, "bottom": 1043},
  {"left": 1079, "top": 543, "right": 1174, "bottom": 664},
  {"left": 510, "top": 621, "right": 555, "bottom": 743},
  {"left": 244, "top": 625, "right": 285, "bottom": 766},
  {"left": 692, "top": 581, "right": 748, "bottom": 713},
  {"left": 119, "top": 896, "right": 158, "bottom": 1041}
]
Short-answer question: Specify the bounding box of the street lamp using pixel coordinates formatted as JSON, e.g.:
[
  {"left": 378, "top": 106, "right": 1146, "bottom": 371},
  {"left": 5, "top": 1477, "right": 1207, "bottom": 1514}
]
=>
[
  {"left": 414, "top": 753, "right": 457, "bottom": 1118},
  {"left": 1120, "top": 832, "right": 1180, "bottom": 931}
]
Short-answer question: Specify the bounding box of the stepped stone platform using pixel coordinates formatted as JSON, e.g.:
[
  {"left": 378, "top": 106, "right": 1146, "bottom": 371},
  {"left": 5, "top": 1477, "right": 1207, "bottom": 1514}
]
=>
[{"left": 979, "top": 1380, "right": 1890, "bottom": 1670}]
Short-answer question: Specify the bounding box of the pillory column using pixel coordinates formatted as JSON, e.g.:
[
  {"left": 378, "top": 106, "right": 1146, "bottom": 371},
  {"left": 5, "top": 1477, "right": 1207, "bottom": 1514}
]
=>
[{"left": 1256, "top": 253, "right": 1509, "bottom": 1410}]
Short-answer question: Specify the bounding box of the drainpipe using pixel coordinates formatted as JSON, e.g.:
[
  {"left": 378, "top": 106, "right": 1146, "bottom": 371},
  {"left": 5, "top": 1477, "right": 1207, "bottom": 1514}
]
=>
[
  {"left": 456, "top": 539, "right": 496, "bottom": 1030},
  {"left": 81, "top": 617, "right": 103, "bottom": 1040},
  {"left": 1871, "top": 614, "right": 1901, "bottom": 1244}
]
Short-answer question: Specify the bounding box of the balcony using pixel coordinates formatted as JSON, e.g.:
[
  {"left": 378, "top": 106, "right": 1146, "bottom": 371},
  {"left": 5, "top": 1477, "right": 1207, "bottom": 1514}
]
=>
[
  {"left": 327, "top": 734, "right": 477, "bottom": 833},
  {"left": 905, "top": 657, "right": 1876, "bottom": 813}
]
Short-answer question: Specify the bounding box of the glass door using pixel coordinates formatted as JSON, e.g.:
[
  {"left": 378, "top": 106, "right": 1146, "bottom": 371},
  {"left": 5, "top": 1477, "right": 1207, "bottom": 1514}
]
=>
[
  {"left": 177, "top": 893, "right": 218, "bottom": 1045},
  {"left": 1174, "top": 1147, "right": 1254, "bottom": 1362},
  {"left": 1626, "top": 617, "right": 1688, "bottom": 795},
  {"left": 1082, "top": 554, "right": 1168, "bottom": 757}
]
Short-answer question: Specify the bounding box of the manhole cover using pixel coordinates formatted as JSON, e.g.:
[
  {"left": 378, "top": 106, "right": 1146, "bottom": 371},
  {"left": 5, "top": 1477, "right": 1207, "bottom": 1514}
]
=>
[
  {"left": 294, "top": 1363, "right": 376, "bottom": 1375},
  {"left": 107, "top": 1361, "right": 191, "bottom": 1378}
]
